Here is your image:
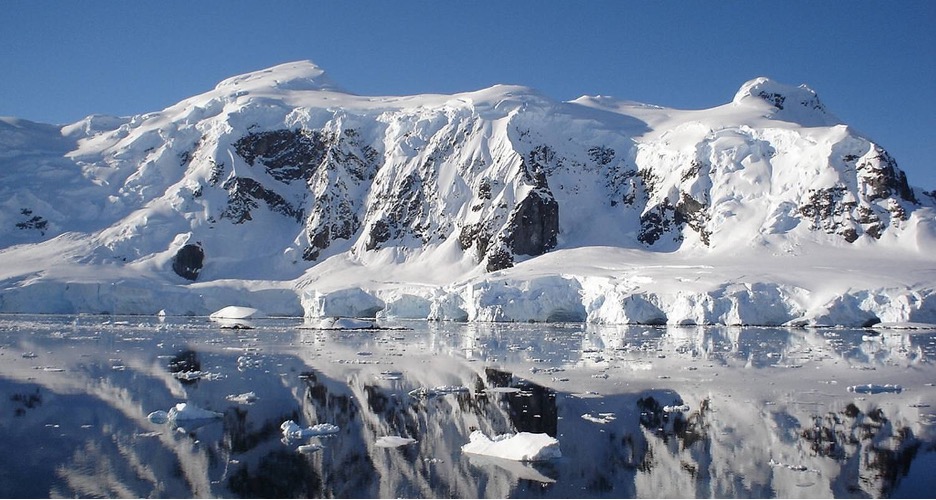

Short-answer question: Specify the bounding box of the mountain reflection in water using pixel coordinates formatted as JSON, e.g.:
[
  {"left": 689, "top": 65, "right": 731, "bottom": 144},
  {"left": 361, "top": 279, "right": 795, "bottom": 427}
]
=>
[{"left": 0, "top": 315, "right": 934, "bottom": 498}]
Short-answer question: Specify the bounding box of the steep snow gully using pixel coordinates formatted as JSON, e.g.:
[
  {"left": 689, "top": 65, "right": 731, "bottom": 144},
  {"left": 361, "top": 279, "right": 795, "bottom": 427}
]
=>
[{"left": 1, "top": 61, "right": 934, "bottom": 326}]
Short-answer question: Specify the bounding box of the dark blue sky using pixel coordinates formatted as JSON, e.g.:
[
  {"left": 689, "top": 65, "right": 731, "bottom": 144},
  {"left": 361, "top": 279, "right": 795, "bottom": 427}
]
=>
[{"left": 3, "top": 0, "right": 934, "bottom": 186}]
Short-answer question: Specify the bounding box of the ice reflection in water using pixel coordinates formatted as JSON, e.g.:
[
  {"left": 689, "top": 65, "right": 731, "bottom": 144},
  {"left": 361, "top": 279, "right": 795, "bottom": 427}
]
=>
[{"left": 0, "top": 315, "right": 934, "bottom": 498}]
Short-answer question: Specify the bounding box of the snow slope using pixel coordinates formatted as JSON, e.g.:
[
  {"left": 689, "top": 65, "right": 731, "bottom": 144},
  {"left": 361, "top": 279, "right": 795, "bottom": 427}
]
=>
[{"left": 1, "top": 60, "right": 934, "bottom": 325}]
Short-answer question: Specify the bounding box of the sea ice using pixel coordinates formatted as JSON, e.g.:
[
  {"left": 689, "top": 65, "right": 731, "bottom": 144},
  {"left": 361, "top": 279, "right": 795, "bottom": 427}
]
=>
[
  {"left": 280, "top": 420, "right": 340, "bottom": 439},
  {"left": 408, "top": 385, "right": 470, "bottom": 398},
  {"left": 847, "top": 384, "right": 903, "bottom": 394},
  {"left": 461, "top": 430, "right": 561, "bottom": 462},
  {"left": 225, "top": 392, "right": 258, "bottom": 404},
  {"left": 663, "top": 404, "right": 691, "bottom": 413},
  {"left": 375, "top": 436, "right": 418, "bottom": 448},
  {"left": 166, "top": 402, "right": 223, "bottom": 421},
  {"left": 316, "top": 317, "right": 377, "bottom": 330},
  {"left": 581, "top": 412, "right": 617, "bottom": 424},
  {"left": 148, "top": 403, "right": 223, "bottom": 425},
  {"left": 209, "top": 306, "right": 264, "bottom": 320}
]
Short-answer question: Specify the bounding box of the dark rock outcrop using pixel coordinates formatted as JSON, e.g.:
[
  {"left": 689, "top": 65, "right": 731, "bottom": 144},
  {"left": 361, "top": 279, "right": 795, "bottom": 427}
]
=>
[
  {"left": 234, "top": 129, "right": 329, "bottom": 183},
  {"left": 172, "top": 244, "right": 204, "bottom": 281},
  {"left": 220, "top": 176, "right": 303, "bottom": 223},
  {"left": 505, "top": 189, "right": 559, "bottom": 256}
]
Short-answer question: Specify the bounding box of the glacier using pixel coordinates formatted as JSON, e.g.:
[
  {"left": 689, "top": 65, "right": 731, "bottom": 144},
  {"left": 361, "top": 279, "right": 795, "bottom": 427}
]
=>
[{"left": 1, "top": 60, "right": 934, "bottom": 326}]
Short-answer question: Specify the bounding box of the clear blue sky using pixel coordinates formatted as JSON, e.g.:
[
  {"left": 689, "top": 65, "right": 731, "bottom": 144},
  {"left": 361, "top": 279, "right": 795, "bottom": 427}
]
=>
[{"left": 3, "top": 0, "right": 934, "bottom": 187}]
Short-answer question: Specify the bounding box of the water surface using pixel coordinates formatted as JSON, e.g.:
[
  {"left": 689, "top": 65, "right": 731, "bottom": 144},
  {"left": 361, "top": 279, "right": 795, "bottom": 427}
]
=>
[{"left": 1, "top": 315, "right": 934, "bottom": 498}]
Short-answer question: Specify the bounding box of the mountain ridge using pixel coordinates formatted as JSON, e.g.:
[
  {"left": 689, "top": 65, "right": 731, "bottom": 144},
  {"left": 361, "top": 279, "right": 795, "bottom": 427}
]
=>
[{"left": 1, "top": 61, "right": 933, "bottom": 325}]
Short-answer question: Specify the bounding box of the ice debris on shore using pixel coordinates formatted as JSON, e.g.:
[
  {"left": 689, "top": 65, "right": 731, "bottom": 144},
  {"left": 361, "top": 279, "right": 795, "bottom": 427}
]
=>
[{"left": 461, "top": 430, "right": 561, "bottom": 462}]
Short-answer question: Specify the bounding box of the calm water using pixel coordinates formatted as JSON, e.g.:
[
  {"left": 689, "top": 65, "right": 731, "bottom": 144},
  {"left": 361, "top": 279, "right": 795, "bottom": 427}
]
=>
[{"left": 1, "top": 314, "right": 934, "bottom": 498}]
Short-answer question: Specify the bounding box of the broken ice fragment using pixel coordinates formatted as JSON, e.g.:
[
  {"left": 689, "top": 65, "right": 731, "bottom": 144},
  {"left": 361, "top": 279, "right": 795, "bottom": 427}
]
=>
[
  {"left": 408, "top": 385, "right": 470, "bottom": 398},
  {"left": 663, "top": 404, "right": 690, "bottom": 413},
  {"left": 461, "top": 430, "right": 561, "bottom": 462},
  {"left": 847, "top": 384, "right": 902, "bottom": 394},
  {"left": 375, "top": 436, "right": 417, "bottom": 448},
  {"left": 167, "top": 402, "right": 223, "bottom": 421},
  {"left": 280, "top": 420, "right": 340, "bottom": 439},
  {"left": 225, "top": 392, "right": 258, "bottom": 404}
]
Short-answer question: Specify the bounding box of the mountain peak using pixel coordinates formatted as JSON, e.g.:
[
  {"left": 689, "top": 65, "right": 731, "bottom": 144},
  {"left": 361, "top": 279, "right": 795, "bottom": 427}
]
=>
[
  {"left": 732, "top": 77, "right": 837, "bottom": 125},
  {"left": 213, "top": 60, "right": 343, "bottom": 93}
]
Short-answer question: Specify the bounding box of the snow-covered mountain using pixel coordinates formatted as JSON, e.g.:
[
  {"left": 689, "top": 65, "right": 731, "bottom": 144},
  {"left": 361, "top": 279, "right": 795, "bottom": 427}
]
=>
[{"left": 1, "top": 61, "right": 934, "bottom": 325}]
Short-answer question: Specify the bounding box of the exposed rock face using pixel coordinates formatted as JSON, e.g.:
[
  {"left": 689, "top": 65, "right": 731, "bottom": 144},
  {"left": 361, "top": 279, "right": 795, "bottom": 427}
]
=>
[
  {"left": 505, "top": 189, "right": 559, "bottom": 257},
  {"left": 172, "top": 244, "right": 204, "bottom": 281},
  {"left": 234, "top": 129, "right": 328, "bottom": 182},
  {"left": 220, "top": 176, "right": 303, "bottom": 224}
]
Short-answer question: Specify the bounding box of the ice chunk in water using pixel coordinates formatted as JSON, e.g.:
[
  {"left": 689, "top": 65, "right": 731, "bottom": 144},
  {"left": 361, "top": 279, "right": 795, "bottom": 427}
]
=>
[
  {"left": 461, "top": 430, "right": 561, "bottom": 462},
  {"left": 375, "top": 436, "right": 417, "bottom": 448},
  {"left": 280, "top": 420, "right": 340, "bottom": 439}
]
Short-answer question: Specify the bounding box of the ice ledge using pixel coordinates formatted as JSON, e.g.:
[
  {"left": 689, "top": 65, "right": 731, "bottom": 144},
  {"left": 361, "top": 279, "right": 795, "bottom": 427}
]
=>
[{"left": 299, "top": 279, "right": 936, "bottom": 328}]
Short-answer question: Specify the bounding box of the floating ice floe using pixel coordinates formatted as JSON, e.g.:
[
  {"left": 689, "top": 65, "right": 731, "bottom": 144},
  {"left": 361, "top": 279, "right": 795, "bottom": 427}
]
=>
[
  {"left": 316, "top": 317, "right": 378, "bottom": 330},
  {"left": 408, "top": 385, "right": 470, "bottom": 399},
  {"left": 769, "top": 458, "right": 811, "bottom": 472},
  {"left": 581, "top": 412, "right": 617, "bottom": 424},
  {"left": 280, "top": 420, "right": 340, "bottom": 439},
  {"left": 225, "top": 392, "right": 258, "bottom": 404},
  {"left": 484, "top": 387, "right": 522, "bottom": 394},
  {"left": 377, "top": 371, "right": 403, "bottom": 380},
  {"left": 148, "top": 402, "right": 223, "bottom": 425},
  {"left": 847, "top": 384, "right": 903, "bottom": 394},
  {"left": 375, "top": 436, "right": 418, "bottom": 448},
  {"left": 663, "top": 404, "right": 691, "bottom": 413},
  {"left": 209, "top": 305, "right": 264, "bottom": 319},
  {"left": 173, "top": 370, "right": 222, "bottom": 381},
  {"left": 461, "top": 430, "right": 561, "bottom": 462}
]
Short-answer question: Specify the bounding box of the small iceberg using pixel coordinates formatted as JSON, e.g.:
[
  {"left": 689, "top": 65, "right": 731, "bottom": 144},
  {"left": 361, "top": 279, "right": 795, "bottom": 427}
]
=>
[
  {"left": 663, "top": 404, "right": 691, "bottom": 413},
  {"left": 168, "top": 402, "right": 224, "bottom": 421},
  {"left": 225, "top": 392, "right": 258, "bottom": 404},
  {"left": 847, "top": 384, "right": 903, "bottom": 394},
  {"left": 375, "top": 436, "right": 417, "bottom": 448},
  {"left": 408, "top": 385, "right": 470, "bottom": 399},
  {"left": 280, "top": 420, "right": 340, "bottom": 439},
  {"left": 316, "top": 317, "right": 378, "bottom": 330},
  {"left": 148, "top": 403, "right": 223, "bottom": 425},
  {"left": 461, "top": 430, "right": 561, "bottom": 462},
  {"left": 581, "top": 412, "right": 617, "bottom": 424},
  {"left": 209, "top": 306, "right": 265, "bottom": 320}
]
